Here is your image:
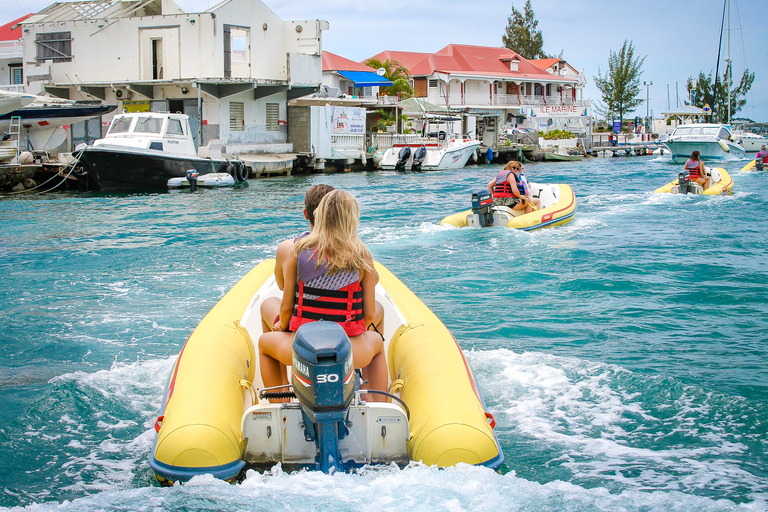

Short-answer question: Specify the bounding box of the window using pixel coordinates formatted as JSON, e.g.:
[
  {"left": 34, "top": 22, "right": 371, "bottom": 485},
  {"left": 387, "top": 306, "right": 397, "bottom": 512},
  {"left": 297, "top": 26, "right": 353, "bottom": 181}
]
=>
[
  {"left": 429, "top": 79, "right": 438, "bottom": 88},
  {"left": 135, "top": 116, "right": 163, "bottom": 134},
  {"left": 266, "top": 103, "right": 279, "bottom": 131},
  {"left": 9, "top": 65, "right": 22, "bottom": 85},
  {"left": 166, "top": 118, "right": 184, "bottom": 135},
  {"left": 109, "top": 116, "right": 134, "bottom": 134},
  {"left": 230, "top": 102, "right": 244, "bottom": 131},
  {"left": 35, "top": 32, "right": 72, "bottom": 62}
]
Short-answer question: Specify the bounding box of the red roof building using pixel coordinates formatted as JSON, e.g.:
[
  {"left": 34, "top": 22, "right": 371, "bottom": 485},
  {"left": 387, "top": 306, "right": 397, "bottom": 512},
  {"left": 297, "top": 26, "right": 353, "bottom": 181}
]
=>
[
  {"left": 0, "top": 14, "right": 34, "bottom": 41},
  {"left": 366, "top": 44, "right": 585, "bottom": 112}
]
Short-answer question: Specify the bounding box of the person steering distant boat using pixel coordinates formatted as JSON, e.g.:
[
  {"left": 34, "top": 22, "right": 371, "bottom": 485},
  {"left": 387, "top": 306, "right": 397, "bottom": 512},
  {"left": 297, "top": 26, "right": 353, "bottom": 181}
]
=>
[
  {"left": 488, "top": 161, "right": 540, "bottom": 214},
  {"left": 755, "top": 144, "right": 768, "bottom": 171},
  {"left": 683, "top": 150, "right": 710, "bottom": 190}
]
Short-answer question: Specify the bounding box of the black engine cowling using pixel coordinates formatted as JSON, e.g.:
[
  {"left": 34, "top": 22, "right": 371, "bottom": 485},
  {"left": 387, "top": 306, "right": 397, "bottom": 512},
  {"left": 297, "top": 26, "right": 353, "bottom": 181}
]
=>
[
  {"left": 411, "top": 145, "right": 427, "bottom": 171},
  {"left": 472, "top": 189, "right": 495, "bottom": 227},
  {"left": 678, "top": 171, "right": 691, "bottom": 194},
  {"left": 395, "top": 146, "right": 411, "bottom": 171}
]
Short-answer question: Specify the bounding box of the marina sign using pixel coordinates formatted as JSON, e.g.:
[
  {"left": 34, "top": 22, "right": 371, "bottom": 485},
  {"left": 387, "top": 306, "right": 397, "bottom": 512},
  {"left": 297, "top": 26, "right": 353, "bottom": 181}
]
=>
[{"left": 528, "top": 105, "right": 590, "bottom": 118}]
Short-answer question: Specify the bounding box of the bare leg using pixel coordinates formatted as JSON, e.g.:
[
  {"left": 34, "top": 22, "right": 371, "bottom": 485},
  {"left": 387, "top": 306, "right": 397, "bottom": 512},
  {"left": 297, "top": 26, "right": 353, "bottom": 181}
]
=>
[
  {"left": 352, "top": 331, "right": 387, "bottom": 402},
  {"left": 260, "top": 297, "right": 281, "bottom": 333},
  {"left": 258, "top": 331, "right": 294, "bottom": 402}
]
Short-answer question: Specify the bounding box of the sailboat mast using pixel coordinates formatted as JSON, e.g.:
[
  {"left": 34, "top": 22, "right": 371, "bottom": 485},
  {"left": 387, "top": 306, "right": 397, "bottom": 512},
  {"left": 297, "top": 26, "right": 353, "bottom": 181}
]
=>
[{"left": 727, "top": 0, "right": 731, "bottom": 124}]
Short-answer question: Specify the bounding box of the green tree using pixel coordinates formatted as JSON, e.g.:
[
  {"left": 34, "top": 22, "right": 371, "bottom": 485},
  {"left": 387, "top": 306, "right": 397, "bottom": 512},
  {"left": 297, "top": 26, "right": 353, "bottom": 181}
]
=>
[
  {"left": 363, "top": 58, "right": 414, "bottom": 99},
  {"left": 686, "top": 63, "right": 754, "bottom": 123},
  {"left": 502, "top": 0, "right": 547, "bottom": 60},
  {"left": 592, "top": 40, "right": 646, "bottom": 126}
]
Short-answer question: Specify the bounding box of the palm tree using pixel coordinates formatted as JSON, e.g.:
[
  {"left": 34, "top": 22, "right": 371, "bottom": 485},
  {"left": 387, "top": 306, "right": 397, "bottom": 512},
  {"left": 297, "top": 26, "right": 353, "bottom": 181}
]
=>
[{"left": 364, "top": 58, "right": 415, "bottom": 99}]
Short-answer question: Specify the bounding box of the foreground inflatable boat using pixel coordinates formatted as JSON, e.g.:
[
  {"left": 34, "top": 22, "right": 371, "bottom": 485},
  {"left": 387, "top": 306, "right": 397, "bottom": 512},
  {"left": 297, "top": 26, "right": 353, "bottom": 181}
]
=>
[
  {"left": 653, "top": 167, "right": 734, "bottom": 195},
  {"left": 440, "top": 182, "right": 576, "bottom": 231},
  {"left": 149, "top": 260, "right": 503, "bottom": 482}
]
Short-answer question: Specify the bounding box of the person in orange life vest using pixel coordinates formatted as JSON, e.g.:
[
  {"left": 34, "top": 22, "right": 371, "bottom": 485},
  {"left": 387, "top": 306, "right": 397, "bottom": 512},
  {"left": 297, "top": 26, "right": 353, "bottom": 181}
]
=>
[
  {"left": 487, "top": 161, "right": 540, "bottom": 214},
  {"left": 683, "top": 150, "right": 710, "bottom": 189},
  {"left": 258, "top": 190, "right": 387, "bottom": 402},
  {"left": 755, "top": 144, "right": 768, "bottom": 171}
]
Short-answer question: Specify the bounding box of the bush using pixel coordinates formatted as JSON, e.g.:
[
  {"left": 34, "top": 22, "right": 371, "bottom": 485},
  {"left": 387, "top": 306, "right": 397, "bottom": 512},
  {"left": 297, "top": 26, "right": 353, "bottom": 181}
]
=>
[{"left": 538, "top": 129, "right": 575, "bottom": 140}]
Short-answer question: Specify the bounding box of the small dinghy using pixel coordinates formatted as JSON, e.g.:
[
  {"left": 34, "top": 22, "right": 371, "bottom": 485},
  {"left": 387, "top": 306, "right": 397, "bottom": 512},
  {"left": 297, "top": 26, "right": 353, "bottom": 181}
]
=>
[
  {"left": 440, "top": 183, "right": 576, "bottom": 231},
  {"left": 149, "top": 260, "right": 503, "bottom": 483},
  {"left": 653, "top": 167, "right": 734, "bottom": 195},
  {"left": 167, "top": 171, "right": 236, "bottom": 189}
]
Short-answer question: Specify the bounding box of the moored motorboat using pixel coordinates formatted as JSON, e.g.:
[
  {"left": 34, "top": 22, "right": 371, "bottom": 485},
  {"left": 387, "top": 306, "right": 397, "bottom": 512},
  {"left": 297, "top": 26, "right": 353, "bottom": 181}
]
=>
[
  {"left": 379, "top": 137, "right": 481, "bottom": 171},
  {"left": 653, "top": 167, "right": 733, "bottom": 195},
  {"left": 440, "top": 182, "right": 576, "bottom": 231},
  {"left": 543, "top": 150, "right": 583, "bottom": 162},
  {"left": 149, "top": 259, "right": 503, "bottom": 482},
  {"left": 73, "top": 111, "right": 247, "bottom": 191},
  {"left": 662, "top": 123, "right": 746, "bottom": 163}
]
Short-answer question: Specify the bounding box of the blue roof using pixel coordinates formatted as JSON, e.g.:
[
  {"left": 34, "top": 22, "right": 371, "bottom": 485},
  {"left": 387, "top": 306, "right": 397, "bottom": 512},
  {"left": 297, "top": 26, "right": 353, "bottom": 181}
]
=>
[{"left": 337, "top": 71, "right": 393, "bottom": 87}]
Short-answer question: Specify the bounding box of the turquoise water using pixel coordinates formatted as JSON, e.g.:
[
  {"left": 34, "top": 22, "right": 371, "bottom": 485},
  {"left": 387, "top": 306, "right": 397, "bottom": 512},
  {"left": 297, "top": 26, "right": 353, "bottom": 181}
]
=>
[{"left": 1, "top": 156, "right": 766, "bottom": 511}]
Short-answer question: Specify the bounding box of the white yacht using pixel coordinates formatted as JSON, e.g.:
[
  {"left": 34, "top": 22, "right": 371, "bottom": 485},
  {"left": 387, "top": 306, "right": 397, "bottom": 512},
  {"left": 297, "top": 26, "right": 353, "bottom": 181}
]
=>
[{"left": 663, "top": 123, "right": 746, "bottom": 163}]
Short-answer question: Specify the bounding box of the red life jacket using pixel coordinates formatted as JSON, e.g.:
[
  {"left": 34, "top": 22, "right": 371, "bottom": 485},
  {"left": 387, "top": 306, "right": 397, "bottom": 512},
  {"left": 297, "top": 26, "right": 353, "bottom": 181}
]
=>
[
  {"left": 684, "top": 159, "right": 703, "bottom": 179},
  {"left": 493, "top": 170, "right": 517, "bottom": 198},
  {"left": 289, "top": 249, "right": 366, "bottom": 337},
  {"left": 757, "top": 150, "right": 768, "bottom": 163}
]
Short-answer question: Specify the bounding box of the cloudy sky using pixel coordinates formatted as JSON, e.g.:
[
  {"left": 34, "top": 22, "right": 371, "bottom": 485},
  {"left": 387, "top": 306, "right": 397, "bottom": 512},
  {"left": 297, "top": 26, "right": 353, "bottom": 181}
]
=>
[{"left": 4, "top": 0, "right": 767, "bottom": 122}]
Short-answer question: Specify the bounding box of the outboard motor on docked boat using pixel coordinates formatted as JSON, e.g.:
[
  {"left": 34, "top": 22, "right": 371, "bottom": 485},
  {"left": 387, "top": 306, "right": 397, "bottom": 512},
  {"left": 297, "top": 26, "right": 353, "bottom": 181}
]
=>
[
  {"left": 395, "top": 146, "right": 411, "bottom": 171},
  {"left": 678, "top": 171, "right": 690, "bottom": 195},
  {"left": 291, "top": 322, "right": 356, "bottom": 473},
  {"left": 411, "top": 145, "right": 427, "bottom": 171},
  {"left": 186, "top": 169, "right": 199, "bottom": 191},
  {"left": 471, "top": 189, "right": 495, "bottom": 227}
]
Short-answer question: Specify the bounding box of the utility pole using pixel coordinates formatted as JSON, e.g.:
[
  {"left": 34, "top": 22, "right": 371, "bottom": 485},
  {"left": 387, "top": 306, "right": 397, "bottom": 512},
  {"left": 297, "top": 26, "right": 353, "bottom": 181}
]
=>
[{"left": 643, "top": 81, "right": 653, "bottom": 118}]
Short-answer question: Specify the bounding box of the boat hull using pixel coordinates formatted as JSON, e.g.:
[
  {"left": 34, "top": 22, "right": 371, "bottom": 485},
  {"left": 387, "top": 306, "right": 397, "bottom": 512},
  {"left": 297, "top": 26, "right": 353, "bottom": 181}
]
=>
[
  {"left": 543, "top": 152, "right": 583, "bottom": 162},
  {"left": 149, "top": 259, "right": 503, "bottom": 483},
  {"left": 663, "top": 139, "right": 746, "bottom": 163},
  {"left": 76, "top": 145, "right": 239, "bottom": 191},
  {"left": 0, "top": 104, "right": 116, "bottom": 131},
  {"left": 380, "top": 140, "right": 481, "bottom": 170},
  {"left": 653, "top": 167, "right": 734, "bottom": 195},
  {"left": 440, "top": 183, "right": 576, "bottom": 231}
]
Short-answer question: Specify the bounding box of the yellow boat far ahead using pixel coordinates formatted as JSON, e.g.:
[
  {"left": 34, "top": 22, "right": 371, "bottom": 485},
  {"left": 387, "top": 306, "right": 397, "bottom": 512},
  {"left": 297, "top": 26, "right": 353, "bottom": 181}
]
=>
[
  {"left": 440, "top": 182, "right": 576, "bottom": 231},
  {"left": 653, "top": 167, "right": 734, "bottom": 196}
]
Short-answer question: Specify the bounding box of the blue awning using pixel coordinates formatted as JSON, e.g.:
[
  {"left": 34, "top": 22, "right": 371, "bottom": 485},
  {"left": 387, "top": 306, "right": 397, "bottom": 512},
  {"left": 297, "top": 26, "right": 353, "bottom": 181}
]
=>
[{"left": 337, "top": 71, "right": 393, "bottom": 87}]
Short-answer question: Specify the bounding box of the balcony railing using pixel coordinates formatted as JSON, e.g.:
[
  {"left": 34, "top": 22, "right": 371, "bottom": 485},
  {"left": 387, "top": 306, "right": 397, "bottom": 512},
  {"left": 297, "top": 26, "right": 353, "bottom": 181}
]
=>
[
  {"left": 425, "top": 92, "right": 587, "bottom": 108},
  {"left": 0, "top": 41, "right": 23, "bottom": 58},
  {"left": 0, "top": 84, "right": 25, "bottom": 93}
]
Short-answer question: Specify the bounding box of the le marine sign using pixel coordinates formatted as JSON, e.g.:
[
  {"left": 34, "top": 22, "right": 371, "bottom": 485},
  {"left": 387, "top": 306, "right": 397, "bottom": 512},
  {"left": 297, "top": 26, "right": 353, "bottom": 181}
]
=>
[{"left": 529, "top": 106, "right": 591, "bottom": 118}]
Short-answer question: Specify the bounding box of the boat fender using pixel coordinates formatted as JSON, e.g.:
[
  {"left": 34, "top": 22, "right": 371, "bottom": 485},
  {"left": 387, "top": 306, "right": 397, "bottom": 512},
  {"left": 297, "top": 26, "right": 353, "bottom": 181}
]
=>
[
  {"left": 237, "top": 162, "right": 249, "bottom": 182},
  {"left": 717, "top": 139, "right": 730, "bottom": 152},
  {"left": 487, "top": 147, "right": 493, "bottom": 163},
  {"left": 227, "top": 162, "right": 239, "bottom": 181}
]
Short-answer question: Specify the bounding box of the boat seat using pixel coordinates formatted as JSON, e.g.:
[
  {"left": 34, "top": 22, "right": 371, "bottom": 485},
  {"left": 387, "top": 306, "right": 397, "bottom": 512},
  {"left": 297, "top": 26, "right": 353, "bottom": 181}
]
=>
[{"left": 707, "top": 167, "right": 722, "bottom": 184}]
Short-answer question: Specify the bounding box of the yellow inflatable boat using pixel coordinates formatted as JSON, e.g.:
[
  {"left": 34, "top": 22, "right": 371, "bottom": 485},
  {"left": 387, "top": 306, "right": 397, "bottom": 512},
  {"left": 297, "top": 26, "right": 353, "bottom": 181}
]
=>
[
  {"left": 440, "top": 182, "right": 576, "bottom": 231},
  {"left": 653, "top": 167, "right": 734, "bottom": 195},
  {"left": 149, "top": 260, "right": 503, "bottom": 482}
]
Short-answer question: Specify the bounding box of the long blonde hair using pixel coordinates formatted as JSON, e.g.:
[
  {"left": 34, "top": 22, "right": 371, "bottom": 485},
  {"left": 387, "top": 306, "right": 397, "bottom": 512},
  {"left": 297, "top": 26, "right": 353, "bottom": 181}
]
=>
[{"left": 294, "top": 189, "right": 372, "bottom": 274}]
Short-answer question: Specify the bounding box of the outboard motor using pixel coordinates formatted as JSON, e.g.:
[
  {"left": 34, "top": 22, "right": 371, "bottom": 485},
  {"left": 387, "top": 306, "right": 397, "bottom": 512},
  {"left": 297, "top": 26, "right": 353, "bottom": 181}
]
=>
[
  {"left": 471, "top": 189, "right": 495, "bottom": 227},
  {"left": 291, "top": 322, "right": 357, "bottom": 473},
  {"left": 395, "top": 146, "right": 411, "bottom": 171},
  {"left": 677, "top": 171, "right": 690, "bottom": 195},
  {"left": 756, "top": 159, "right": 764, "bottom": 172},
  {"left": 411, "top": 145, "right": 427, "bottom": 172},
  {"left": 186, "top": 169, "right": 199, "bottom": 191}
]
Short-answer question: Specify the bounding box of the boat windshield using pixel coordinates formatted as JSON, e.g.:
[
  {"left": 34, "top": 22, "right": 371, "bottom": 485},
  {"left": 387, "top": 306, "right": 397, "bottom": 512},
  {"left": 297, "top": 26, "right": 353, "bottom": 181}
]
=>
[
  {"left": 166, "top": 118, "right": 185, "bottom": 136},
  {"left": 109, "top": 116, "right": 133, "bottom": 134},
  {"left": 673, "top": 126, "right": 720, "bottom": 136},
  {"left": 135, "top": 116, "right": 163, "bottom": 134}
]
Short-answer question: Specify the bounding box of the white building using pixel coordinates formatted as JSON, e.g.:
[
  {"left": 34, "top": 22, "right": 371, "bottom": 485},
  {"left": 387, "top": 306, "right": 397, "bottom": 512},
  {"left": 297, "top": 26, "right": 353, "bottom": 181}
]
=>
[{"left": 16, "top": 0, "right": 327, "bottom": 153}]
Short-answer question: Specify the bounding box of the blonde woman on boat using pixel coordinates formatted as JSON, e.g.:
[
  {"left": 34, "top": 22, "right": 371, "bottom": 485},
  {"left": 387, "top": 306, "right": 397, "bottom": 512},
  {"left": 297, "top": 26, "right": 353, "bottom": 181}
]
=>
[{"left": 258, "top": 189, "right": 387, "bottom": 401}]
